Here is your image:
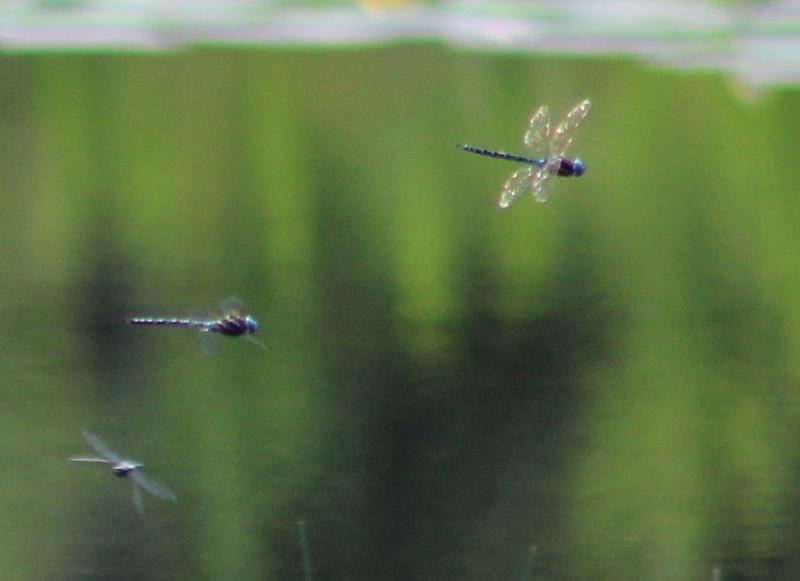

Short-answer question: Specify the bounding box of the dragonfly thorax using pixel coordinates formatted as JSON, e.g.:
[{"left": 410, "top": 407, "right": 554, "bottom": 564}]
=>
[
  {"left": 113, "top": 462, "right": 141, "bottom": 476},
  {"left": 212, "top": 314, "right": 259, "bottom": 337},
  {"left": 557, "top": 158, "right": 586, "bottom": 177}
]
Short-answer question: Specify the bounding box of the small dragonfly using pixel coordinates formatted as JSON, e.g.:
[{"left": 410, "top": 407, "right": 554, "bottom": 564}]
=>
[
  {"left": 125, "top": 296, "right": 265, "bottom": 350},
  {"left": 457, "top": 98, "right": 591, "bottom": 207},
  {"left": 70, "top": 430, "right": 176, "bottom": 514}
]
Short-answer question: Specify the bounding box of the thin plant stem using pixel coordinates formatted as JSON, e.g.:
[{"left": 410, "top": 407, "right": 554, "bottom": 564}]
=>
[{"left": 298, "top": 519, "right": 314, "bottom": 581}]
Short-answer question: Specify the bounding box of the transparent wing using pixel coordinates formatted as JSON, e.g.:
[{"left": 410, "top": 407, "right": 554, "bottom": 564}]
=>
[
  {"left": 195, "top": 327, "right": 220, "bottom": 356},
  {"left": 132, "top": 470, "right": 176, "bottom": 502},
  {"left": 522, "top": 106, "right": 550, "bottom": 151},
  {"left": 218, "top": 295, "right": 244, "bottom": 316},
  {"left": 531, "top": 160, "right": 559, "bottom": 203},
  {"left": 132, "top": 479, "right": 144, "bottom": 514},
  {"left": 70, "top": 457, "right": 114, "bottom": 463},
  {"left": 185, "top": 304, "right": 221, "bottom": 356},
  {"left": 82, "top": 431, "right": 122, "bottom": 462},
  {"left": 550, "top": 99, "right": 591, "bottom": 158},
  {"left": 245, "top": 335, "right": 267, "bottom": 350},
  {"left": 498, "top": 166, "right": 535, "bottom": 209}
]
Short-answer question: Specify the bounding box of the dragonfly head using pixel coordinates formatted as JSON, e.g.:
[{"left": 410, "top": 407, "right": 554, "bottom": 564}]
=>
[
  {"left": 572, "top": 158, "right": 587, "bottom": 177},
  {"left": 244, "top": 315, "right": 259, "bottom": 335}
]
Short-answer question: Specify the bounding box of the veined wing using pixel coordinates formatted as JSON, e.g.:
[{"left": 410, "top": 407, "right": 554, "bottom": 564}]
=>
[
  {"left": 82, "top": 431, "right": 122, "bottom": 462},
  {"left": 523, "top": 106, "right": 550, "bottom": 151},
  {"left": 498, "top": 166, "right": 535, "bottom": 209},
  {"left": 550, "top": 99, "right": 591, "bottom": 159},
  {"left": 531, "top": 158, "right": 560, "bottom": 203},
  {"left": 70, "top": 457, "right": 114, "bottom": 463},
  {"left": 132, "top": 470, "right": 176, "bottom": 502}
]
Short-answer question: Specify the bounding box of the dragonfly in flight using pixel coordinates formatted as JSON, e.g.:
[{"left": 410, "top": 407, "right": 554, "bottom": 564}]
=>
[
  {"left": 126, "top": 296, "right": 265, "bottom": 351},
  {"left": 458, "top": 99, "right": 591, "bottom": 207},
  {"left": 70, "top": 431, "right": 176, "bottom": 514}
]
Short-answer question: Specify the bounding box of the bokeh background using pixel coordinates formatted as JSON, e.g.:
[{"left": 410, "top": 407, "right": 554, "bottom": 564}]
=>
[{"left": 1, "top": 1, "right": 800, "bottom": 580}]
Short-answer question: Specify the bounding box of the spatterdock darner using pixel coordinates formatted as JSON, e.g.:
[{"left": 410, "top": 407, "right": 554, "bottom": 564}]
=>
[
  {"left": 70, "top": 430, "right": 176, "bottom": 514},
  {"left": 125, "top": 296, "right": 265, "bottom": 351},
  {"left": 458, "top": 99, "right": 591, "bottom": 207}
]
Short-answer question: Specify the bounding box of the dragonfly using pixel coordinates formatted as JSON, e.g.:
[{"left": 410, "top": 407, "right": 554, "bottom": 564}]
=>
[
  {"left": 125, "top": 295, "right": 265, "bottom": 351},
  {"left": 70, "top": 430, "right": 176, "bottom": 514},
  {"left": 457, "top": 98, "right": 591, "bottom": 207}
]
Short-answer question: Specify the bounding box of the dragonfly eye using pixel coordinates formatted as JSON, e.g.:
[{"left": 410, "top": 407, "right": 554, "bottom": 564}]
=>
[
  {"left": 573, "top": 159, "right": 586, "bottom": 177},
  {"left": 245, "top": 315, "right": 259, "bottom": 334}
]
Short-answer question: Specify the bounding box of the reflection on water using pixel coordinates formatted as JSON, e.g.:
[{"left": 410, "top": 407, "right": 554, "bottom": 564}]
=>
[{"left": 1, "top": 27, "right": 800, "bottom": 581}]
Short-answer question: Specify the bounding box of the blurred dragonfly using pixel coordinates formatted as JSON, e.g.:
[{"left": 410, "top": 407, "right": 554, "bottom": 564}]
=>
[
  {"left": 457, "top": 98, "right": 591, "bottom": 207},
  {"left": 70, "top": 431, "right": 176, "bottom": 514},
  {"left": 125, "top": 295, "right": 265, "bottom": 351}
]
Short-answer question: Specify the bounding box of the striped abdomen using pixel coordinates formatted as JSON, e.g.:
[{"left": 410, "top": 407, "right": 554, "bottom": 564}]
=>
[
  {"left": 457, "top": 144, "right": 544, "bottom": 167},
  {"left": 457, "top": 144, "right": 584, "bottom": 177},
  {"left": 126, "top": 317, "right": 210, "bottom": 330}
]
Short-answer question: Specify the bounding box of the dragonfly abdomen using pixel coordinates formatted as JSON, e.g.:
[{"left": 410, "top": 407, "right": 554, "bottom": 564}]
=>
[
  {"left": 126, "top": 317, "right": 208, "bottom": 330},
  {"left": 457, "top": 144, "right": 545, "bottom": 167}
]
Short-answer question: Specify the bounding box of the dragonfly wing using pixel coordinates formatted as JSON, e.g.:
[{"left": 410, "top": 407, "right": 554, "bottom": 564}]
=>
[
  {"left": 498, "top": 166, "right": 535, "bottom": 209},
  {"left": 550, "top": 99, "right": 591, "bottom": 158},
  {"left": 531, "top": 160, "right": 559, "bottom": 203},
  {"left": 82, "top": 431, "right": 122, "bottom": 462},
  {"left": 217, "top": 295, "right": 245, "bottom": 316},
  {"left": 132, "top": 470, "right": 176, "bottom": 502},
  {"left": 132, "top": 479, "right": 144, "bottom": 514},
  {"left": 245, "top": 335, "right": 267, "bottom": 350},
  {"left": 523, "top": 106, "right": 550, "bottom": 151},
  {"left": 70, "top": 457, "right": 114, "bottom": 463},
  {"left": 185, "top": 305, "right": 221, "bottom": 355},
  {"left": 196, "top": 328, "right": 221, "bottom": 356}
]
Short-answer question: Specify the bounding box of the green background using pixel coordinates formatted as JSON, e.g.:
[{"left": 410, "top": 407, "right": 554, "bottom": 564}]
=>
[{"left": 1, "top": 47, "right": 799, "bottom": 580}]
